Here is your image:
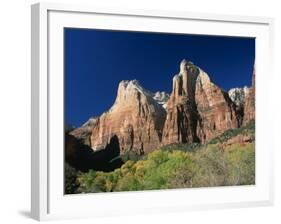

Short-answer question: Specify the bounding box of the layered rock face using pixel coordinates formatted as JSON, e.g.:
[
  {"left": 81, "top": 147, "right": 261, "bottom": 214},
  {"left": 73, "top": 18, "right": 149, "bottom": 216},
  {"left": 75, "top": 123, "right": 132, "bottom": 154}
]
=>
[
  {"left": 162, "top": 59, "right": 239, "bottom": 145},
  {"left": 243, "top": 68, "right": 255, "bottom": 125},
  {"left": 162, "top": 60, "right": 200, "bottom": 144},
  {"left": 70, "top": 117, "right": 98, "bottom": 146},
  {"left": 69, "top": 59, "right": 254, "bottom": 156},
  {"left": 195, "top": 70, "right": 239, "bottom": 142},
  {"left": 90, "top": 80, "right": 166, "bottom": 154}
]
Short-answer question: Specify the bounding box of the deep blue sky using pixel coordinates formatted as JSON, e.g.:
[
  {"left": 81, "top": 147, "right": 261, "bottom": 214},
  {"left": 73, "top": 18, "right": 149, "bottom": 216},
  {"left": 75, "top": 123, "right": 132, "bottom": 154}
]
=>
[{"left": 65, "top": 28, "right": 255, "bottom": 127}]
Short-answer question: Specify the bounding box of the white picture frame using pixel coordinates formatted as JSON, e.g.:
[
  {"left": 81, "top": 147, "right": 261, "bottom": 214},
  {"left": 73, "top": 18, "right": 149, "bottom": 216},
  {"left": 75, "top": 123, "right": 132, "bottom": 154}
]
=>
[{"left": 31, "top": 2, "right": 274, "bottom": 221}]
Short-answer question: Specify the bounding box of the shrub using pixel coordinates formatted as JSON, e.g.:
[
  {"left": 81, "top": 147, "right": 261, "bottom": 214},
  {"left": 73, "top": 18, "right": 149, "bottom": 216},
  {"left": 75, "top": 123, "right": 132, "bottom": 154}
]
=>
[
  {"left": 160, "top": 142, "right": 202, "bottom": 153},
  {"left": 120, "top": 151, "right": 144, "bottom": 162},
  {"left": 65, "top": 163, "right": 81, "bottom": 194},
  {"left": 76, "top": 135, "right": 255, "bottom": 193},
  {"left": 225, "top": 143, "right": 255, "bottom": 185},
  {"left": 208, "top": 121, "right": 255, "bottom": 144}
]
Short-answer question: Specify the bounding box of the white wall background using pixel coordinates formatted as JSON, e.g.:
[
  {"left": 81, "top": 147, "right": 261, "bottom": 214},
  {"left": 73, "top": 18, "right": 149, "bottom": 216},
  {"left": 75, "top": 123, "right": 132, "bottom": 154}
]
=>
[{"left": 0, "top": 0, "right": 279, "bottom": 223}]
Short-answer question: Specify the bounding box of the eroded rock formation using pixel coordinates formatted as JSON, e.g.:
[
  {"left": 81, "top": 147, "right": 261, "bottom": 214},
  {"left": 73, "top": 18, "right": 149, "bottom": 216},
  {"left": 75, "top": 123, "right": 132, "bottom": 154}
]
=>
[
  {"left": 243, "top": 68, "right": 255, "bottom": 125},
  {"left": 162, "top": 59, "right": 239, "bottom": 144},
  {"left": 70, "top": 117, "right": 98, "bottom": 146},
  {"left": 68, "top": 59, "right": 255, "bottom": 156},
  {"left": 162, "top": 60, "right": 200, "bottom": 145},
  {"left": 194, "top": 69, "right": 239, "bottom": 143},
  {"left": 90, "top": 80, "right": 166, "bottom": 154}
]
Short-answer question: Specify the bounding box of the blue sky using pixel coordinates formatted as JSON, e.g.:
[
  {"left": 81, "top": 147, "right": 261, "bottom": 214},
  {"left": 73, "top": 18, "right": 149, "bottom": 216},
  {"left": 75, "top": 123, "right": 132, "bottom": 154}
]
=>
[{"left": 65, "top": 28, "right": 255, "bottom": 127}]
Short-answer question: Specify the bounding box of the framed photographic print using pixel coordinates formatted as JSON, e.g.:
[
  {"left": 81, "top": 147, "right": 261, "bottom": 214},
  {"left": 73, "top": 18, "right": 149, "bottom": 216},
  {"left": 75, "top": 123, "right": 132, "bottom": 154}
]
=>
[{"left": 31, "top": 2, "right": 274, "bottom": 221}]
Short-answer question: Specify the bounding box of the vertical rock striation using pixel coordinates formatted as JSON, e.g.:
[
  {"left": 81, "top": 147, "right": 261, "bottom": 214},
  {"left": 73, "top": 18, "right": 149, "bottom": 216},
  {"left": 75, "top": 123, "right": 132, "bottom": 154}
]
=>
[
  {"left": 90, "top": 80, "right": 166, "bottom": 154},
  {"left": 162, "top": 60, "right": 200, "bottom": 145},
  {"left": 162, "top": 59, "right": 239, "bottom": 145},
  {"left": 69, "top": 59, "right": 254, "bottom": 156},
  {"left": 194, "top": 69, "right": 239, "bottom": 143},
  {"left": 243, "top": 67, "right": 255, "bottom": 125}
]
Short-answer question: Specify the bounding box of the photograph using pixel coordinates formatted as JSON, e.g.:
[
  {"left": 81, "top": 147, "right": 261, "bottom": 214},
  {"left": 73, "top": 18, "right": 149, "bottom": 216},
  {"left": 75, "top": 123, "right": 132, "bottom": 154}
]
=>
[{"left": 64, "top": 28, "right": 255, "bottom": 194}]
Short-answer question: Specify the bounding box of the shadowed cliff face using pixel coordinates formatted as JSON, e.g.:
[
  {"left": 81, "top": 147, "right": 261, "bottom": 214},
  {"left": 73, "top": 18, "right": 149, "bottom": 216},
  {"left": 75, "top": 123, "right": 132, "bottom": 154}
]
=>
[
  {"left": 65, "top": 133, "right": 123, "bottom": 172},
  {"left": 69, "top": 117, "right": 98, "bottom": 147},
  {"left": 68, "top": 59, "right": 254, "bottom": 157}
]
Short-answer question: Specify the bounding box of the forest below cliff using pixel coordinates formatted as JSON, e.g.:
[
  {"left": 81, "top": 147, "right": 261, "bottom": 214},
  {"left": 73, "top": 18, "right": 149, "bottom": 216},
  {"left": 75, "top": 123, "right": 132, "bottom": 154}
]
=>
[{"left": 65, "top": 121, "right": 255, "bottom": 194}]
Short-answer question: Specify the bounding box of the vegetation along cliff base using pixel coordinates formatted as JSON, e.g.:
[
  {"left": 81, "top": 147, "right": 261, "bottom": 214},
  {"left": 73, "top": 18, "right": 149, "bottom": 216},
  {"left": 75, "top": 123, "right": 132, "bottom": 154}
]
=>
[{"left": 65, "top": 121, "right": 255, "bottom": 194}]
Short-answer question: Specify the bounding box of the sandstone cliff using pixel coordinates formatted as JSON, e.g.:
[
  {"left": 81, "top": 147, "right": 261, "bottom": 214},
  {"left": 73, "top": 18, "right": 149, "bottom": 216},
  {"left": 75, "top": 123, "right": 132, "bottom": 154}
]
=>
[
  {"left": 243, "top": 68, "right": 255, "bottom": 125},
  {"left": 90, "top": 80, "right": 167, "bottom": 154},
  {"left": 162, "top": 60, "right": 200, "bottom": 145},
  {"left": 195, "top": 69, "right": 239, "bottom": 143},
  {"left": 70, "top": 117, "right": 98, "bottom": 146},
  {"left": 69, "top": 59, "right": 254, "bottom": 155},
  {"left": 162, "top": 59, "right": 239, "bottom": 145}
]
